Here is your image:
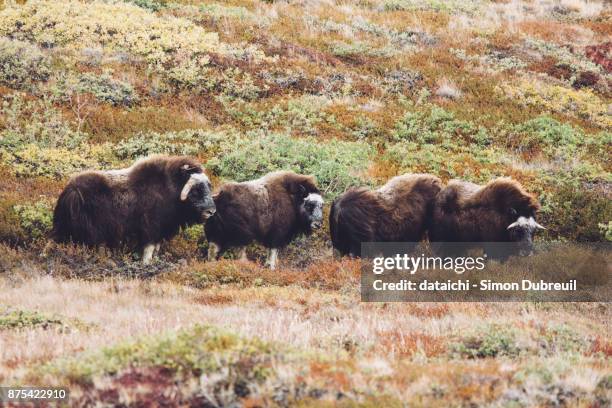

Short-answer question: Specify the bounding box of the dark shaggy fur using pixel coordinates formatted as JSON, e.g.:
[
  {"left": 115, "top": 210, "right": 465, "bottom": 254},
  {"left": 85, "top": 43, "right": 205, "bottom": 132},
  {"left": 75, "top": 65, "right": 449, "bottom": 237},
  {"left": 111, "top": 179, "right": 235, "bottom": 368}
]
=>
[
  {"left": 329, "top": 174, "right": 442, "bottom": 257},
  {"left": 205, "top": 171, "right": 321, "bottom": 254},
  {"left": 429, "top": 178, "right": 541, "bottom": 257},
  {"left": 52, "top": 155, "right": 214, "bottom": 251}
]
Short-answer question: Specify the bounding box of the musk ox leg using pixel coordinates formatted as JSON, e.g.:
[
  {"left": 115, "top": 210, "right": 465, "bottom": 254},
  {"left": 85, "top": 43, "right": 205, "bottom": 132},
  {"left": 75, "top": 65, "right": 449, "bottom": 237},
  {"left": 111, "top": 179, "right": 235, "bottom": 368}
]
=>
[
  {"left": 154, "top": 243, "right": 161, "bottom": 258},
  {"left": 142, "top": 244, "right": 155, "bottom": 265},
  {"left": 208, "top": 242, "right": 220, "bottom": 262},
  {"left": 238, "top": 247, "right": 248, "bottom": 262},
  {"left": 267, "top": 248, "right": 279, "bottom": 270}
]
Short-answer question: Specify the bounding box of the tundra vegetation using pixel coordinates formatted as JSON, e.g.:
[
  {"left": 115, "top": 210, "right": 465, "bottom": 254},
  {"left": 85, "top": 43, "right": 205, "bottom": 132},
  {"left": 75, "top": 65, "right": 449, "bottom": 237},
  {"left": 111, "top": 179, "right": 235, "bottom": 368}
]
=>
[{"left": 0, "top": 0, "right": 610, "bottom": 406}]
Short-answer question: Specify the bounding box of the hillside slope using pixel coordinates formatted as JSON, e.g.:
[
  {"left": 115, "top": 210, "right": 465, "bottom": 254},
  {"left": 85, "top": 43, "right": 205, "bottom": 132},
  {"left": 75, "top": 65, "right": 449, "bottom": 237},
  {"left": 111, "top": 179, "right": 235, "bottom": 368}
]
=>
[{"left": 0, "top": 0, "right": 610, "bottom": 406}]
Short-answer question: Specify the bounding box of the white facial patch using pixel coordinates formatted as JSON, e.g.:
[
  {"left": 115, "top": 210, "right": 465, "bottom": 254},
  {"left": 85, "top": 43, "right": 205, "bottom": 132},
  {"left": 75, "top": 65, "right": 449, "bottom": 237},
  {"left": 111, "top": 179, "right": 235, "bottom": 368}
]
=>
[{"left": 305, "top": 193, "right": 324, "bottom": 205}]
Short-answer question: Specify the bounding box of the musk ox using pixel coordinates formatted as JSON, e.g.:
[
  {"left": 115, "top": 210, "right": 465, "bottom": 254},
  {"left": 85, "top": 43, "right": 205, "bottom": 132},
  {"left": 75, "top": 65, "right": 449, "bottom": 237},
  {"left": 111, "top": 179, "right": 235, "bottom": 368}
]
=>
[
  {"left": 429, "top": 178, "right": 544, "bottom": 258},
  {"left": 204, "top": 171, "right": 324, "bottom": 269},
  {"left": 329, "top": 174, "right": 442, "bottom": 257},
  {"left": 51, "top": 155, "right": 216, "bottom": 264}
]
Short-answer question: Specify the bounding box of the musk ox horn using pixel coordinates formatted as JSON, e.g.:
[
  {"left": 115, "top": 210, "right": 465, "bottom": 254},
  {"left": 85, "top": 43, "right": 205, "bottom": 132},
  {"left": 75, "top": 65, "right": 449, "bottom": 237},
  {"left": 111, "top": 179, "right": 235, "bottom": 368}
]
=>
[
  {"left": 180, "top": 174, "right": 199, "bottom": 201},
  {"left": 507, "top": 216, "right": 546, "bottom": 230}
]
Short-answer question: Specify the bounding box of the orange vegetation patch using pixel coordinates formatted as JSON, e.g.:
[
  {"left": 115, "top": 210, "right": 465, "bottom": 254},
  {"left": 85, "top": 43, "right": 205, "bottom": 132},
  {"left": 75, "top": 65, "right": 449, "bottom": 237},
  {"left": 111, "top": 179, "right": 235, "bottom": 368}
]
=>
[
  {"left": 376, "top": 330, "right": 446, "bottom": 358},
  {"left": 192, "top": 292, "right": 234, "bottom": 305},
  {"left": 167, "top": 258, "right": 361, "bottom": 291},
  {"left": 517, "top": 21, "right": 584, "bottom": 43},
  {"left": 392, "top": 360, "right": 508, "bottom": 403},
  {"left": 370, "top": 10, "right": 449, "bottom": 32},
  {"left": 0, "top": 167, "right": 64, "bottom": 199},
  {"left": 367, "top": 160, "right": 401, "bottom": 186},
  {"left": 590, "top": 335, "right": 612, "bottom": 357},
  {"left": 405, "top": 303, "right": 450, "bottom": 319},
  {"left": 586, "top": 42, "right": 612, "bottom": 73},
  {"left": 83, "top": 101, "right": 211, "bottom": 143},
  {"left": 308, "top": 361, "right": 353, "bottom": 391}
]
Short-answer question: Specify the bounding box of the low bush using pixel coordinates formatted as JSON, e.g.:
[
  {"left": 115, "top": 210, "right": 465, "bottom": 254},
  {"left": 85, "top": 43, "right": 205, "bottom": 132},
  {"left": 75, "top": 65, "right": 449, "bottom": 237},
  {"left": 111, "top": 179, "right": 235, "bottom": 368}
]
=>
[
  {"left": 6, "top": 144, "right": 116, "bottom": 179},
  {"left": 115, "top": 129, "right": 228, "bottom": 160},
  {"left": 12, "top": 199, "right": 53, "bottom": 241},
  {"left": 224, "top": 95, "right": 337, "bottom": 136},
  {"left": 0, "top": 0, "right": 268, "bottom": 78},
  {"left": 599, "top": 222, "right": 612, "bottom": 242},
  {"left": 0, "top": 197, "right": 27, "bottom": 244},
  {"left": 451, "top": 325, "right": 520, "bottom": 358},
  {"left": 0, "top": 37, "right": 51, "bottom": 91},
  {"left": 125, "top": 0, "right": 167, "bottom": 12},
  {"left": 384, "top": 142, "right": 505, "bottom": 183},
  {"left": 208, "top": 132, "right": 373, "bottom": 198},
  {"left": 0, "top": 93, "right": 86, "bottom": 150},
  {"left": 393, "top": 105, "right": 490, "bottom": 146},
  {"left": 0, "top": 309, "right": 64, "bottom": 330},
  {"left": 538, "top": 180, "right": 612, "bottom": 241},
  {"left": 35, "top": 325, "right": 276, "bottom": 385},
  {"left": 0, "top": 93, "right": 119, "bottom": 178},
  {"left": 499, "top": 80, "right": 611, "bottom": 129},
  {"left": 506, "top": 116, "right": 585, "bottom": 163},
  {"left": 52, "top": 72, "right": 139, "bottom": 107}
]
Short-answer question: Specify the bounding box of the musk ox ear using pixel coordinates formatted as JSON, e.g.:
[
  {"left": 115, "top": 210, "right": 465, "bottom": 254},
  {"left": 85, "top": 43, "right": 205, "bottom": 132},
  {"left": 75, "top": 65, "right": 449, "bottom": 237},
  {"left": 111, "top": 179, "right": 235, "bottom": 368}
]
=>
[{"left": 180, "top": 163, "right": 202, "bottom": 177}]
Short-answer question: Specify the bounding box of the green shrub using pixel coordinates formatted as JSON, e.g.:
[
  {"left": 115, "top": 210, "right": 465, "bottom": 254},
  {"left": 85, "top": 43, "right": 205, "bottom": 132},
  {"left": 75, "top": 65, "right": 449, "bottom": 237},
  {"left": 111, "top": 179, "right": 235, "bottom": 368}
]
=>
[
  {"left": 0, "top": 93, "right": 86, "bottom": 150},
  {"left": 208, "top": 132, "right": 373, "bottom": 198},
  {"left": 0, "top": 309, "right": 64, "bottom": 330},
  {"left": 38, "top": 325, "right": 275, "bottom": 385},
  {"left": 125, "top": 0, "right": 167, "bottom": 12},
  {"left": 351, "top": 116, "right": 386, "bottom": 141},
  {"left": 224, "top": 96, "right": 336, "bottom": 136},
  {"left": 115, "top": 129, "right": 229, "bottom": 160},
  {"left": 384, "top": 142, "right": 504, "bottom": 182},
  {"left": 0, "top": 37, "right": 51, "bottom": 91},
  {"left": 217, "top": 68, "right": 262, "bottom": 100},
  {"left": 508, "top": 116, "right": 582, "bottom": 160},
  {"left": 452, "top": 325, "right": 520, "bottom": 358},
  {"left": 393, "top": 105, "right": 490, "bottom": 146},
  {"left": 200, "top": 4, "right": 254, "bottom": 21},
  {"left": 539, "top": 180, "right": 612, "bottom": 241},
  {"left": 0, "top": 196, "right": 26, "bottom": 244},
  {"left": 0, "top": 93, "right": 119, "bottom": 178},
  {"left": 599, "top": 222, "right": 612, "bottom": 242},
  {"left": 52, "top": 72, "right": 139, "bottom": 106},
  {"left": 12, "top": 199, "right": 53, "bottom": 240}
]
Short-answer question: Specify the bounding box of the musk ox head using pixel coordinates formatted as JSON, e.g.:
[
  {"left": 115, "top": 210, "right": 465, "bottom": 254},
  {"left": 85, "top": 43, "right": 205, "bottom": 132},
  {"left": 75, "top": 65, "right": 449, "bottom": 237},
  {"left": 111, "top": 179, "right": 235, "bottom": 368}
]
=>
[
  {"left": 506, "top": 210, "right": 545, "bottom": 256},
  {"left": 180, "top": 166, "right": 216, "bottom": 220},
  {"left": 299, "top": 188, "right": 324, "bottom": 231}
]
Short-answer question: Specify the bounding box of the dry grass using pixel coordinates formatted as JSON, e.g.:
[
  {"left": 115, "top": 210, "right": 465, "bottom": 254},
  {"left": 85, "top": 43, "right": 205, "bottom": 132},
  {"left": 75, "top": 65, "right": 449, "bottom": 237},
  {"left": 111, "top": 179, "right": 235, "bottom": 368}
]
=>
[{"left": 0, "top": 271, "right": 609, "bottom": 405}]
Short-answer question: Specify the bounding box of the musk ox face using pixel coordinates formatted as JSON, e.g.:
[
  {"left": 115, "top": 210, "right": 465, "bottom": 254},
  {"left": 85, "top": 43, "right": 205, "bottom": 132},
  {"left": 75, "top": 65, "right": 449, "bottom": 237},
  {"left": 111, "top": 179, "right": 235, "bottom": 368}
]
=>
[
  {"left": 180, "top": 172, "right": 216, "bottom": 219},
  {"left": 506, "top": 212, "right": 545, "bottom": 255},
  {"left": 300, "top": 192, "right": 324, "bottom": 230}
]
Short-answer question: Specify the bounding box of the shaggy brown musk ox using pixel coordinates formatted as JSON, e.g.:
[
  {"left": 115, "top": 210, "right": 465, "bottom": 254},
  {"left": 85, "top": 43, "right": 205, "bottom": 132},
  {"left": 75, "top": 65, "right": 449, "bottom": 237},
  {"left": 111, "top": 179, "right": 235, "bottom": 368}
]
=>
[
  {"left": 429, "top": 178, "right": 544, "bottom": 258},
  {"left": 204, "top": 171, "right": 324, "bottom": 269},
  {"left": 51, "top": 155, "right": 216, "bottom": 263},
  {"left": 329, "top": 174, "right": 442, "bottom": 257}
]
